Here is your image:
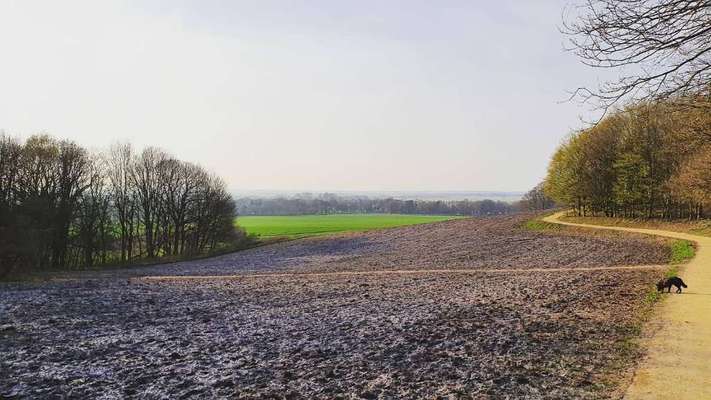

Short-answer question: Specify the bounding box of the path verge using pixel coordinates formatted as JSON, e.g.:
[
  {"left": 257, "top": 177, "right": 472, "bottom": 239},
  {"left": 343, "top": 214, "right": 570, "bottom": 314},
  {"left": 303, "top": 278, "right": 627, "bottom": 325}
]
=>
[{"left": 544, "top": 211, "right": 711, "bottom": 399}]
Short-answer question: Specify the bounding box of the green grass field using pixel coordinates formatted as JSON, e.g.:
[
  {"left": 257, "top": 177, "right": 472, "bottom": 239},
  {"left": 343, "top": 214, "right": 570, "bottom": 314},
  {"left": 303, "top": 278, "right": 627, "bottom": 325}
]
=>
[{"left": 236, "top": 214, "right": 464, "bottom": 238}]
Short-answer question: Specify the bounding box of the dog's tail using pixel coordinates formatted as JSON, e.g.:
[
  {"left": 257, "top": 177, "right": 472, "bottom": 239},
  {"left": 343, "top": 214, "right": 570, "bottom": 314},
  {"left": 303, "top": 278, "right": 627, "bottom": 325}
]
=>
[{"left": 680, "top": 279, "right": 688, "bottom": 288}]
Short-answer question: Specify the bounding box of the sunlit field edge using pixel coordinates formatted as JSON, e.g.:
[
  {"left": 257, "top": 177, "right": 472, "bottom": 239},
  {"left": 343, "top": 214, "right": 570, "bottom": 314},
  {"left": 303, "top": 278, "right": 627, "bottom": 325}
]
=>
[{"left": 235, "top": 214, "right": 465, "bottom": 238}]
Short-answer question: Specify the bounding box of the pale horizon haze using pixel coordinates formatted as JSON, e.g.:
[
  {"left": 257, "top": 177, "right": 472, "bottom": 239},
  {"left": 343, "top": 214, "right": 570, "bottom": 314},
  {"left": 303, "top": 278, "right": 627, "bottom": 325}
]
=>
[{"left": 0, "top": 1, "right": 608, "bottom": 193}]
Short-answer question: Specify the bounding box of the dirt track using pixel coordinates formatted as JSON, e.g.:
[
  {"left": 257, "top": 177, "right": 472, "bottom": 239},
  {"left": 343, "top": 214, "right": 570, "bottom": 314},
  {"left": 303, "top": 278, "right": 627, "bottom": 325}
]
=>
[
  {"left": 0, "top": 214, "right": 674, "bottom": 399},
  {"left": 139, "top": 264, "right": 667, "bottom": 282},
  {"left": 545, "top": 212, "right": 711, "bottom": 399}
]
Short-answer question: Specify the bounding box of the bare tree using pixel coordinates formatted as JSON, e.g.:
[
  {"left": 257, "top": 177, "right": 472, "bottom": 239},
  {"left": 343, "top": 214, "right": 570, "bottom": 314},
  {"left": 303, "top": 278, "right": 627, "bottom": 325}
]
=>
[
  {"left": 107, "top": 143, "right": 136, "bottom": 262},
  {"left": 131, "top": 147, "right": 166, "bottom": 259},
  {"left": 1, "top": 134, "right": 242, "bottom": 274},
  {"left": 0, "top": 134, "right": 25, "bottom": 276},
  {"left": 521, "top": 183, "right": 556, "bottom": 211},
  {"left": 52, "top": 140, "right": 91, "bottom": 268},
  {"left": 75, "top": 155, "right": 110, "bottom": 267},
  {"left": 160, "top": 159, "right": 201, "bottom": 256},
  {"left": 0, "top": 134, "right": 21, "bottom": 207},
  {"left": 187, "top": 172, "right": 236, "bottom": 255},
  {"left": 9, "top": 135, "right": 92, "bottom": 268},
  {"left": 563, "top": 0, "right": 711, "bottom": 110}
]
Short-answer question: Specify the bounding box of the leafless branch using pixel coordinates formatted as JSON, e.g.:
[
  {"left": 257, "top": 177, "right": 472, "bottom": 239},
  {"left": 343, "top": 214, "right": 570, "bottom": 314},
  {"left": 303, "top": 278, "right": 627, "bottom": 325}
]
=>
[{"left": 563, "top": 0, "right": 711, "bottom": 112}]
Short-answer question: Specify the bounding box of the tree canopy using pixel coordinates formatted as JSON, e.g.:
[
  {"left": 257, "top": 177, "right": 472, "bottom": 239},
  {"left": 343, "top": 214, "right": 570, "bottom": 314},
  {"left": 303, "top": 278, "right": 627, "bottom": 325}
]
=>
[
  {"left": 544, "top": 100, "right": 710, "bottom": 218},
  {"left": 0, "top": 134, "right": 243, "bottom": 277}
]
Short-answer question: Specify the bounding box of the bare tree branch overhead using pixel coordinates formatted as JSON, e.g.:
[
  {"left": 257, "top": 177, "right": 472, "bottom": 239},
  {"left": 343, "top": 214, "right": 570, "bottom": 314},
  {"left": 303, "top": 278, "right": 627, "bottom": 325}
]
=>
[{"left": 563, "top": 0, "right": 711, "bottom": 110}]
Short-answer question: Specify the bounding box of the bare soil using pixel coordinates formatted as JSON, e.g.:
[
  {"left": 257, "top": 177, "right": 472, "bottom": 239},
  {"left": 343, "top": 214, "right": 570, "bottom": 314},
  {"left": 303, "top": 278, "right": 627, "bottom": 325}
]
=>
[
  {"left": 45, "top": 214, "right": 670, "bottom": 279},
  {"left": 0, "top": 214, "right": 671, "bottom": 399},
  {"left": 547, "top": 212, "right": 711, "bottom": 399}
]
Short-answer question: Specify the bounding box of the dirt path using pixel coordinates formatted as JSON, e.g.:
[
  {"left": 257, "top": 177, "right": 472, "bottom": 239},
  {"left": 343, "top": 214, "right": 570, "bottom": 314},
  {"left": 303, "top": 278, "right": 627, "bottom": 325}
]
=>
[
  {"left": 545, "top": 212, "right": 711, "bottom": 399},
  {"left": 139, "top": 264, "right": 667, "bottom": 281}
]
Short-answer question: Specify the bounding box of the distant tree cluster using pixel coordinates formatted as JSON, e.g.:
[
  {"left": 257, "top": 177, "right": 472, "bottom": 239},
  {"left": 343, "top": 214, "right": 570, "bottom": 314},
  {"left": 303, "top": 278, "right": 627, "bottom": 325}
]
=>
[
  {"left": 544, "top": 100, "right": 711, "bottom": 219},
  {"left": 236, "top": 193, "right": 517, "bottom": 216},
  {"left": 519, "top": 183, "right": 557, "bottom": 211},
  {"left": 0, "top": 134, "right": 242, "bottom": 277}
]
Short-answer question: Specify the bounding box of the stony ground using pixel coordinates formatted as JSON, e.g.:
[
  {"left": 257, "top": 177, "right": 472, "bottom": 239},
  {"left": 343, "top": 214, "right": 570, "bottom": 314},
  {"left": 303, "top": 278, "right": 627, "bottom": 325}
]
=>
[{"left": 0, "top": 214, "right": 671, "bottom": 399}]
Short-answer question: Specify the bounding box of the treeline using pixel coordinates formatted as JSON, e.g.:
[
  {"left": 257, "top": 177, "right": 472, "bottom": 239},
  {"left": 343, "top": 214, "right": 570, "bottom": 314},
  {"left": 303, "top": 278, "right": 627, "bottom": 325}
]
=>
[
  {"left": 544, "top": 100, "right": 711, "bottom": 219},
  {"left": 519, "top": 183, "right": 556, "bottom": 212},
  {"left": 236, "top": 194, "right": 517, "bottom": 216},
  {"left": 0, "top": 134, "right": 242, "bottom": 276}
]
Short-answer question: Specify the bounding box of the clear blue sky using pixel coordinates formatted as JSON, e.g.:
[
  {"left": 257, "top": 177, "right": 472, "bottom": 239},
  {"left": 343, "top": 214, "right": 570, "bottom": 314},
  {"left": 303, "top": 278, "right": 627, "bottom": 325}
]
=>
[{"left": 0, "top": 0, "right": 606, "bottom": 192}]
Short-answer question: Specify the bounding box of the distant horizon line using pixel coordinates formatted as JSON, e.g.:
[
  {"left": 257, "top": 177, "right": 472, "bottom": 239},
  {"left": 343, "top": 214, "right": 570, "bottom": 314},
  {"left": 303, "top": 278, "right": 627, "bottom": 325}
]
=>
[
  {"left": 233, "top": 189, "right": 526, "bottom": 194},
  {"left": 232, "top": 189, "right": 526, "bottom": 202}
]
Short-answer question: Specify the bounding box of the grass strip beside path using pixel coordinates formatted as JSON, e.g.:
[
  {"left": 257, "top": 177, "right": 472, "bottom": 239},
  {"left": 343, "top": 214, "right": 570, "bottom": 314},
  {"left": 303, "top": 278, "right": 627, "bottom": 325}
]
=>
[{"left": 544, "top": 211, "right": 711, "bottom": 399}]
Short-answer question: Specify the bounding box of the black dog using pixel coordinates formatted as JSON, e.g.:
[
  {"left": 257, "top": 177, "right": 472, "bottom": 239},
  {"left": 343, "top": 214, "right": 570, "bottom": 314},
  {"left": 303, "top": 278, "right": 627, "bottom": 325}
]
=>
[{"left": 656, "top": 277, "right": 688, "bottom": 293}]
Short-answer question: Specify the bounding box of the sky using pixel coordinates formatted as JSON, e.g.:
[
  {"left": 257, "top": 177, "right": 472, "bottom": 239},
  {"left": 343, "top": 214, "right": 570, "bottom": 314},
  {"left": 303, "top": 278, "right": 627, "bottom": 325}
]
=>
[{"left": 0, "top": 0, "right": 608, "bottom": 193}]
